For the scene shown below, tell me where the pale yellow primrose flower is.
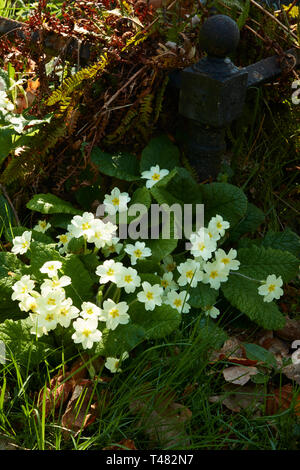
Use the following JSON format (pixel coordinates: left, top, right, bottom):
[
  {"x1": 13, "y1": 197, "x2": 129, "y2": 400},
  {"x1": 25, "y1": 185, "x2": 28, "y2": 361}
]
[
  {"x1": 105, "y1": 352, "x2": 129, "y2": 373},
  {"x1": 258, "y1": 274, "x2": 284, "y2": 303},
  {"x1": 99, "y1": 299, "x2": 130, "y2": 331},
  {"x1": 11, "y1": 231, "x2": 32, "y2": 255},
  {"x1": 33, "y1": 220, "x2": 51, "y2": 233},
  {"x1": 72, "y1": 317, "x2": 102, "y2": 349},
  {"x1": 137, "y1": 281, "x2": 163, "y2": 311},
  {"x1": 141, "y1": 165, "x2": 169, "y2": 189}
]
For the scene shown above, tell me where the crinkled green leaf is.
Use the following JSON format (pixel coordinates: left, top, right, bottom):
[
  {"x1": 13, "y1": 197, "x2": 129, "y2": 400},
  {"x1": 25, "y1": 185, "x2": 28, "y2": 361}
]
[
  {"x1": 29, "y1": 242, "x2": 94, "y2": 308},
  {"x1": 262, "y1": 229, "x2": 300, "y2": 259},
  {"x1": 98, "y1": 324, "x2": 146, "y2": 356},
  {"x1": 0, "y1": 318, "x2": 53, "y2": 368},
  {"x1": 26, "y1": 193, "x2": 80, "y2": 215},
  {"x1": 129, "y1": 303, "x2": 181, "y2": 339},
  {"x1": 222, "y1": 272, "x2": 285, "y2": 329},
  {"x1": 144, "y1": 238, "x2": 177, "y2": 264},
  {"x1": 5, "y1": 226, "x2": 53, "y2": 245},
  {"x1": 140, "y1": 135, "x2": 180, "y2": 172},
  {"x1": 200, "y1": 182, "x2": 248, "y2": 227},
  {"x1": 233, "y1": 245, "x2": 299, "y2": 283},
  {"x1": 189, "y1": 283, "x2": 218, "y2": 308},
  {"x1": 91, "y1": 148, "x2": 140, "y2": 181},
  {"x1": 230, "y1": 203, "x2": 265, "y2": 242}
]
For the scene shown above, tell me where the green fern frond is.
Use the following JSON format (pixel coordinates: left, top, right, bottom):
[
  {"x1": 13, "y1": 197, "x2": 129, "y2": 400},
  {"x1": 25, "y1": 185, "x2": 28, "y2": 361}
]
[{"x1": 1, "y1": 120, "x2": 67, "y2": 185}]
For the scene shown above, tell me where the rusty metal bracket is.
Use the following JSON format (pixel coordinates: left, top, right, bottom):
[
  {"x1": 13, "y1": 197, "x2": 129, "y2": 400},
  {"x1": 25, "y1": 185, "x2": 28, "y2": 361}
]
[{"x1": 246, "y1": 47, "x2": 300, "y2": 87}]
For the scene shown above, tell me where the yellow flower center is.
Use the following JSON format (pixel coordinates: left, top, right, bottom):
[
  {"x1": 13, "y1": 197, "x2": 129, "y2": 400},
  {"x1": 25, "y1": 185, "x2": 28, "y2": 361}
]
[
  {"x1": 146, "y1": 292, "x2": 154, "y2": 300},
  {"x1": 186, "y1": 270, "x2": 194, "y2": 279},
  {"x1": 161, "y1": 280, "x2": 168, "y2": 288},
  {"x1": 110, "y1": 308, "x2": 119, "y2": 318},
  {"x1": 52, "y1": 280, "x2": 60, "y2": 287},
  {"x1": 82, "y1": 222, "x2": 91, "y2": 230},
  {"x1": 268, "y1": 284, "x2": 275, "y2": 292},
  {"x1": 40, "y1": 221, "x2": 46, "y2": 228},
  {"x1": 60, "y1": 308, "x2": 68, "y2": 316},
  {"x1": 22, "y1": 241, "x2": 29, "y2": 249},
  {"x1": 59, "y1": 235, "x2": 68, "y2": 244},
  {"x1": 45, "y1": 313, "x2": 54, "y2": 322},
  {"x1": 112, "y1": 197, "x2": 119, "y2": 206},
  {"x1": 197, "y1": 243, "x2": 205, "y2": 251},
  {"x1": 216, "y1": 222, "x2": 223, "y2": 229},
  {"x1": 174, "y1": 299, "x2": 182, "y2": 308},
  {"x1": 221, "y1": 258, "x2": 229, "y2": 265},
  {"x1": 210, "y1": 271, "x2": 218, "y2": 279},
  {"x1": 152, "y1": 173, "x2": 160, "y2": 181},
  {"x1": 166, "y1": 263, "x2": 175, "y2": 272},
  {"x1": 124, "y1": 275, "x2": 132, "y2": 284},
  {"x1": 21, "y1": 286, "x2": 28, "y2": 293},
  {"x1": 82, "y1": 329, "x2": 91, "y2": 337},
  {"x1": 47, "y1": 298, "x2": 56, "y2": 305},
  {"x1": 86, "y1": 308, "x2": 94, "y2": 315},
  {"x1": 107, "y1": 268, "x2": 114, "y2": 276},
  {"x1": 134, "y1": 249, "x2": 142, "y2": 258}
]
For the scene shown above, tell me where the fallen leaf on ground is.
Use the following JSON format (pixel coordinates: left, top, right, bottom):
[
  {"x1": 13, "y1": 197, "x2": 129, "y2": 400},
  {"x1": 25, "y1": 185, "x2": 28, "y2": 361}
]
[
  {"x1": 130, "y1": 390, "x2": 192, "y2": 448},
  {"x1": 223, "y1": 365, "x2": 258, "y2": 386},
  {"x1": 61, "y1": 379, "x2": 98, "y2": 437},
  {"x1": 210, "y1": 337, "x2": 258, "y2": 366},
  {"x1": 266, "y1": 384, "x2": 300, "y2": 416},
  {"x1": 209, "y1": 384, "x2": 265, "y2": 413},
  {"x1": 275, "y1": 316, "x2": 300, "y2": 342},
  {"x1": 103, "y1": 439, "x2": 137, "y2": 450}
]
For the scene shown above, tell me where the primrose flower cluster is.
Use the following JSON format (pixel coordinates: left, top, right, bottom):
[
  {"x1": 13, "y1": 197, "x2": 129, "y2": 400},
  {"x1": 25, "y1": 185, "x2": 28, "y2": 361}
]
[{"x1": 9, "y1": 176, "x2": 286, "y2": 371}]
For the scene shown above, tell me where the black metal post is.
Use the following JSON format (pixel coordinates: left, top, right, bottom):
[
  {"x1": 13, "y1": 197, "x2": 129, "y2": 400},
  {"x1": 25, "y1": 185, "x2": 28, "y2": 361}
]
[{"x1": 178, "y1": 15, "x2": 248, "y2": 181}]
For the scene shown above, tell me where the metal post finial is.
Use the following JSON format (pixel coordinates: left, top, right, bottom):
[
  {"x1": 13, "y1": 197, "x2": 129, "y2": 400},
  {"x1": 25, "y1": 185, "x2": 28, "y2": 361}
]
[{"x1": 199, "y1": 14, "x2": 240, "y2": 58}]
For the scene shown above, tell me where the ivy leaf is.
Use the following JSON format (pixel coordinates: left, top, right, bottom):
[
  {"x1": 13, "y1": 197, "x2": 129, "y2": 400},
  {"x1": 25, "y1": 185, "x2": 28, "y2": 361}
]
[
  {"x1": 129, "y1": 303, "x2": 181, "y2": 339},
  {"x1": 200, "y1": 183, "x2": 247, "y2": 227},
  {"x1": 91, "y1": 148, "x2": 140, "y2": 181},
  {"x1": 140, "y1": 135, "x2": 180, "y2": 172},
  {"x1": 189, "y1": 283, "x2": 218, "y2": 308},
  {"x1": 262, "y1": 229, "x2": 300, "y2": 259},
  {"x1": 26, "y1": 193, "x2": 80, "y2": 215},
  {"x1": 0, "y1": 318, "x2": 53, "y2": 368}
]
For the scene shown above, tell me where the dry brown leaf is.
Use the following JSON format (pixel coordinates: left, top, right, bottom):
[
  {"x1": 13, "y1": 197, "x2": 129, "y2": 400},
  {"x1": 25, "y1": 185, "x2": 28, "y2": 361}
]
[
  {"x1": 209, "y1": 384, "x2": 265, "y2": 413},
  {"x1": 130, "y1": 391, "x2": 192, "y2": 448},
  {"x1": 103, "y1": 439, "x2": 137, "y2": 450},
  {"x1": 209, "y1": 337, "x2": 246, "y2": 362},
  {"x1": 61, "y1": 379, "x2": 97, "y2": 437},
  {"x1": 275, "y1": 316, "x2": 300, "y2": 342},
  {"x1": 281, "y1": 363, "x2": 300, "y2": 385},
  {"x1": 223, "y1": 365, "x2": 258, "y2": 386},
  {"x1": 266, "y1": 384, "x2": 300, "y2": 416}
]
